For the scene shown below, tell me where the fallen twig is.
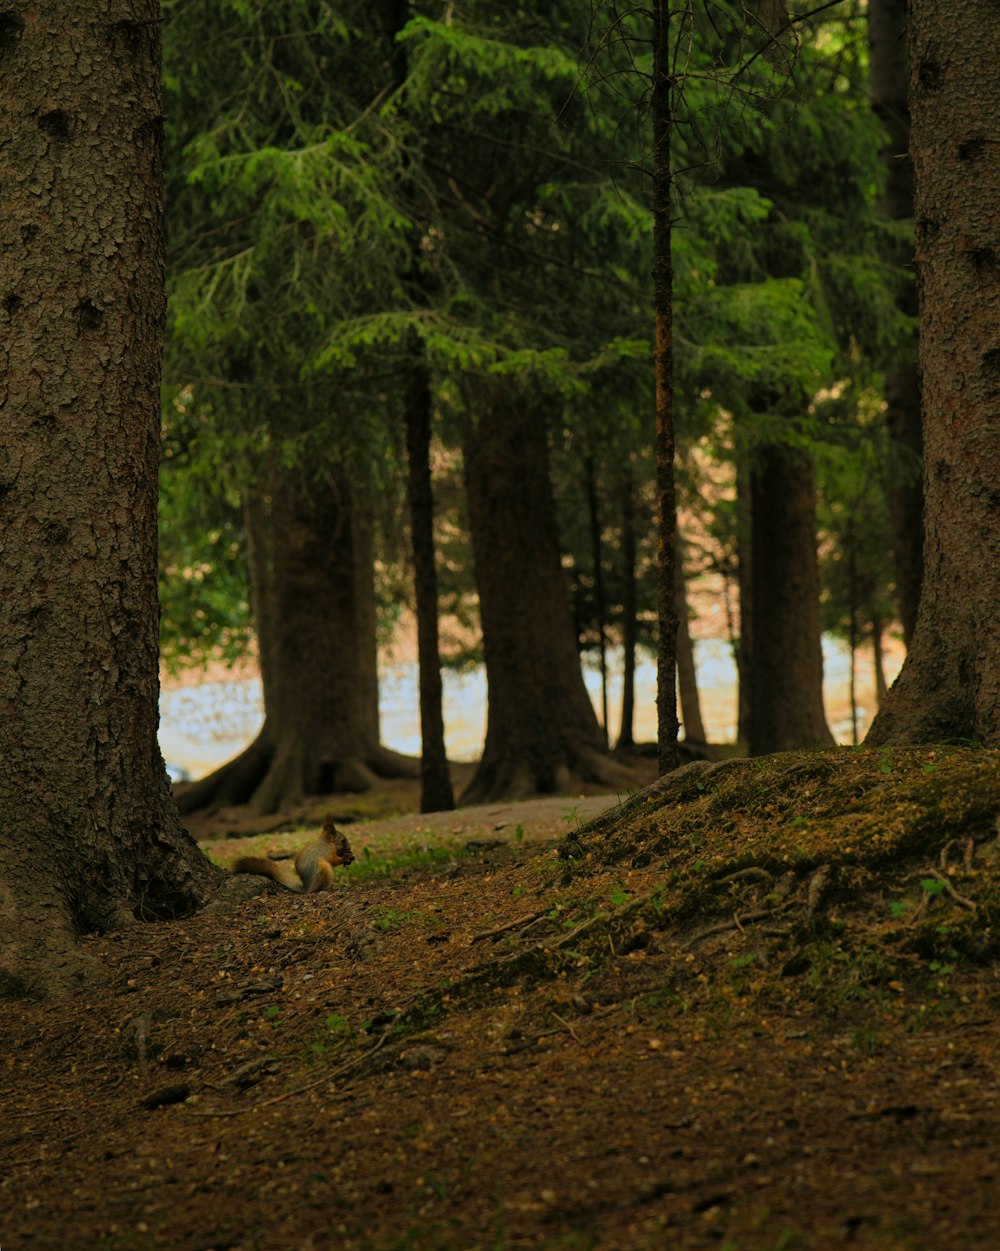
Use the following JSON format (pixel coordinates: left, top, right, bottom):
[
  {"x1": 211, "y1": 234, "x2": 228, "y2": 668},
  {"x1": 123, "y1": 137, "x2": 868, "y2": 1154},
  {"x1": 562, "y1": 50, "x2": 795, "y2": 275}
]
[{"x1": 471, "y1": 908, "x2": 549, "y2": 943}]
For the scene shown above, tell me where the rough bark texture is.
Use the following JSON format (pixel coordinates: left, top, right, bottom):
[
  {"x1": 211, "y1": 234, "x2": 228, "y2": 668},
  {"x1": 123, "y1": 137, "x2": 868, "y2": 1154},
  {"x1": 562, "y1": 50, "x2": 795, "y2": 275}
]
[
  {"x1": 868, "y1": 0, "x2": 923, "y2": 645},
  {"x1": 177, "y1": 465, "x2": 415, "y2": 817},
  {"x1": 405, "y1": 365, "x2": 455, "y2": 814},
  {"x1": 460, "y1": 396, "x2": 629, "y2": 803},
  {"x1": 0, "y1": 2, "x2": 219, "y2": 998},
  {"x1": 747, "y1": 446, "x2": 835, "y2": 755},
  {"x1": 652, "y1": 0, "x2": 680, "y2": 776},
  {"x1": 867, "y1": 0, "x2": 1000, "y2": 746}
]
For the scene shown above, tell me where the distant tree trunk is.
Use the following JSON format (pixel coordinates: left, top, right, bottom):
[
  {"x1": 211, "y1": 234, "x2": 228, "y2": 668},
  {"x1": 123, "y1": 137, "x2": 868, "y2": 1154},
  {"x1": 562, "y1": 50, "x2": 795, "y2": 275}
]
[
  {"x1": 405, "y1": 364, "x2": 455, "y2": 813},
  {"x1": 735, "y1": 453, "x2": 754, "y2": 747},
  {"x1": 460, "y1": 394, "x2": 632, "y2": 802},
  {"x1": 867, "y1": 0, "x2": 1000, "y2": 747},
  {"x1": 747, "y1": 444, "x2": 835, "y2": 754},
  {"x1": 652, "y1": 0, "x2": 679, "y2": 776},
  {"x1": 675, "y1": 542, "x2": 707, "y2": 744},
  {"x1": 384, "y1": 0, "x2": 453, "y2": 812},
  {"x1": 0, "y1": 2, "x2": 218, "y2": 998},
  {"x1": 871, "y1": 612, "x2": 889, "y2": 707},
  {"x1": 617, "y1": 471, "x2": 638, "y2": 750},
  {"x1": 585, "y1": 453, "x2": 610, "y2": 744},
  {"x1": 177, "y1": 464, "x2": 416, "y2": 816},
  {"x1": 869, "y1": 0, "x2": 922, "y2": 645}
]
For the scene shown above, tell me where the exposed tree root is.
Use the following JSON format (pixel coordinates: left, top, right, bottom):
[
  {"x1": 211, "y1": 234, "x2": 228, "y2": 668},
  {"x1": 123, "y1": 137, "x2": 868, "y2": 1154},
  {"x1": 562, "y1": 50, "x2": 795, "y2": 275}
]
[
  {"x1": 175, "y1": 724, "x2": 418, "y2": 817},
  {"x1": 460, "y1": 742, "x2": 638, "y2": 806}
]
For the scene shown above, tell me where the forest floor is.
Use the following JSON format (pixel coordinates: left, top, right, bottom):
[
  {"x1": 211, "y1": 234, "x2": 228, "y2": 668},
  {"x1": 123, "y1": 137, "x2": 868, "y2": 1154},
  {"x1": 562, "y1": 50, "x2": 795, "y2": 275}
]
[{"x1": 3, "y1": 747, "x2": 1000, "y2": 1251}]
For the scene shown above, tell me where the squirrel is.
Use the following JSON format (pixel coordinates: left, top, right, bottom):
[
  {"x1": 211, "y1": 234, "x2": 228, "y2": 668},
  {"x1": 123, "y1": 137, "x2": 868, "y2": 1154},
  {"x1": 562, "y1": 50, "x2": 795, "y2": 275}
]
[{"x1": 232, "y1": 816, "x2": 355, "y2": 893}]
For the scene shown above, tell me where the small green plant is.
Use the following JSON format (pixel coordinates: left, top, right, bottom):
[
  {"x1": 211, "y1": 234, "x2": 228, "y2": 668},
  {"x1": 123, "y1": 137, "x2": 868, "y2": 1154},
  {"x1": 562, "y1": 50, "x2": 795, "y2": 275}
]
[
  {"x1": 609, "y1": 887, "x2": 630, "y2": 907},
  {"x1": 262, "y1": 1005, "x2": 282, "y2": 1028},
  {"x1": 306, "y1": 1012, "x2": 352, "y2": 1059},
  {"x1": 371, "y1": 908, "x2": 421, "y2": 932},
  {"x1": 514, "y1": 823, "x2": 525, "y2": 844},
  {"x1": 561, "y1": 804, "x2": 582, "y2": 830}
]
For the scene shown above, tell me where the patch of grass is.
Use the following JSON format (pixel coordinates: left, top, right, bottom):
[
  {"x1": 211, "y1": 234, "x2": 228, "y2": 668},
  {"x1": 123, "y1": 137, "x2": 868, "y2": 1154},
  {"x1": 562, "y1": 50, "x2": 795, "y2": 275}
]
[{"x1": 346, "y1": 845, "x2": 461, "y2": 880}]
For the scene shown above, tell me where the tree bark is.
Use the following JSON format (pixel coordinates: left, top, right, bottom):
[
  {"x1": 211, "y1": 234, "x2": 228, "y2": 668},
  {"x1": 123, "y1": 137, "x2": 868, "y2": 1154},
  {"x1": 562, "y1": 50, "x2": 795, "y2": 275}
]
[
  {"x1": 675, "y1": 540, "x2": 708, "y2": 745},
  {"x1": 617, "y1": 471, "x2": 638, "y2": 750},
  {"x1": 177, "y1": 463, "x2": 416, "y2": 816},
  {"x1": 867, "y1": 0, "x2": 1000, "y2": 746},
  {"x1": 460, "y1": 393, "x2": 631, "y2": 803},
  {"x1": 868, "y1": 0, "x2": 923, "y2": 645},
  {"x1": 652, "y1": 0, "x2": 680, "y2": 776},
  {"x1": 405, "y1": 365, "x2": 455, "y2": 813},
  {"x1": 584, "y1": 453, "x2": 610, "y2": 744},
  {"x1": 0, "y1": 2, "x2": 219, "y2": 998},
  {"x1": 735, "y1": 453, "x2": 754, "y2": 748},
  {"x1": 746, "y1": 445, "x2": 835, "y2": 754}
]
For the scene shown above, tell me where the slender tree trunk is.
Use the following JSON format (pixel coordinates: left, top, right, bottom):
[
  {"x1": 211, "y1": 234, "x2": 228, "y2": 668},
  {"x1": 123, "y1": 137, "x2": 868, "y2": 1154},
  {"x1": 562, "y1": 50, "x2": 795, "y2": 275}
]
[
  {"x1": 872, "y1": 612, "x2": 889, "y2": 707},
  {"x1": 178, "y1": 464, "x2": 415, "y2": 816},
  {"x1": 652, "y1": 0, "x2": 679, "y2": 775},
  {"x1": 675, "y1": 541, "x2": 708, "y2": 744},
  {"x1": 867, "y1": 0, "x2": 1000, "y2": 746},
  {"x1": 747, "y1": 444, "x2": 835, "y2": 754},
  {"x1": 735, "y1": 451, "x2": 754, "y2": 747},
  {"x1": 460, "y1": 393, "x2": 632, "y2": 802},
  {"x1": 405, "y1": 364, "x2": 455, "y2": 813},
  {"x1": 384, "y1": 0, "x2": 453, "y2": 812},
  {"x1": 617, "y1": 471, "x2": 638, "y2": 750},
  {"x1": 0, "y1": 2, "x2": 218, "y2": 998},
  {"x1": 868, "y1": 0, "x2": 923, "y2": 646},
  {"x1": 585, "y1": 454, "x2": 609, "y2": 744}
]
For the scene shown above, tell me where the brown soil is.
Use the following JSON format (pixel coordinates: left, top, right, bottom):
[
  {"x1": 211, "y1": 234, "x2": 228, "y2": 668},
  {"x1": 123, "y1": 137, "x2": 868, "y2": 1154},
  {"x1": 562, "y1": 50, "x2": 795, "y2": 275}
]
[{"x1": 3, "y1": 749, "x2": 1000, "y2": 1251}]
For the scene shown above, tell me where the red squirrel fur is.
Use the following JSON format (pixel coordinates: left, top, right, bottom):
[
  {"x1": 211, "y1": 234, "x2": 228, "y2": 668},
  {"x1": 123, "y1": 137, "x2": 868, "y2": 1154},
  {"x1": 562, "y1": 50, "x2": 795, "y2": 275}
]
[{"x1": 232, "y1": 816, "x2": 354, "y2": 892}]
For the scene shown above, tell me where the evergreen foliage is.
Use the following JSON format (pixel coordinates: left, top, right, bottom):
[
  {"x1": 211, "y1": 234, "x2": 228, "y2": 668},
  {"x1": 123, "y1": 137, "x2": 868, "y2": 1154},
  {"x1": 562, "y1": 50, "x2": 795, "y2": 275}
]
[{"x1": 159, "y1": 0, "x2": 913, "y2": 744}]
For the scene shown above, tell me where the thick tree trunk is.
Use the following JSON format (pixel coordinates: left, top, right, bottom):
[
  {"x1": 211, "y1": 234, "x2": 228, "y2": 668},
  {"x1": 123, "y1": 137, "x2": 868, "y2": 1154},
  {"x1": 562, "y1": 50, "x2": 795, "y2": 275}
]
[
  {"x1": 178, "y1": 465, "x2": 415, "y2": 816},
  {"x1": 867, "y1": 1, "x2": 1000, "y2": 746},
  {"x1": 652, "y1": 0, "x2": 680, "y2": 776},
  {"x1": 0, "y1": 3, "x2": 218, "y2": 998},
  {"x1": 460, "y1": 394, "x2": 632, "y2": 803},
  {"x1": 747, "y1": 445, "x2": 835, "y2": 754},
  {"x1": 868, "y1": 0, "x2": 923, "y2": 645},
  {"x1": 405, "y1": 364, "x2": 455, "y2": 813}
]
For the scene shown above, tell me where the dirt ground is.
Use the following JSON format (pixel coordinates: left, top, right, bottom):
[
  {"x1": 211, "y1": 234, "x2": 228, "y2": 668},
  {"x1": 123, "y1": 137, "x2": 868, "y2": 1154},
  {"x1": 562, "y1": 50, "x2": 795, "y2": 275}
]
[{"x1": 2, "y1": 752, "x2": 999, "y2": 1251}]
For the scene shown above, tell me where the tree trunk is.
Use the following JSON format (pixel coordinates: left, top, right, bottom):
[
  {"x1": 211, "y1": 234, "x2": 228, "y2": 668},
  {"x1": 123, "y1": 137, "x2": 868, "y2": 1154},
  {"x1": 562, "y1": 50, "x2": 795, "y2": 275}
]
[
  {"x1": 405, "y1": 364, "x2": 455, "y2": 813},
  {"x1": 872, "y1": 612, "x2": 889, "y2": 707},
  {"x1": 867, "y1": 0, "x2": 1000, "y2": 746},
  {"x1": 585, "y1": 453, "x2": 610, "y2": 745},
  {"x1": 0, "y1": 2, "x2": 218, "y2": 998},
  {"x1": 652, "y1": 0, "x2": 680, "y2": 776},
  {"x1": 617, "y1": 471, "x2": 638, "y2": 750},
  {"x1": 178, "y1": 464, "x2": 416, "y2": 816},
  {"x1": 675, "y1": 540, "x2": 708, "y2": 745},
  {"x1": 735, "y1": 451, "x2": 754, "y2": 747},
  {"x1": 460, "y1": 394, "x2": 631, "y2": 802},
  {"x1": 868, "y1": 0, "x2": 923, "y2": 645},
  {"x1": 384, "y1": 0, "x2": 453, "y2": 812},
  {"x1": 747, "y1": 445, "x2": 835, "y2": 754}
]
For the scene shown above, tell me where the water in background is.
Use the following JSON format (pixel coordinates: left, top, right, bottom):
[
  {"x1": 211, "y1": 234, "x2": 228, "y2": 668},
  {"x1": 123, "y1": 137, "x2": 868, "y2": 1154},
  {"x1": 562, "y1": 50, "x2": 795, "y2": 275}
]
[{"x1": 159, "y1": 637, "x2": 901, "y2": 781}]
